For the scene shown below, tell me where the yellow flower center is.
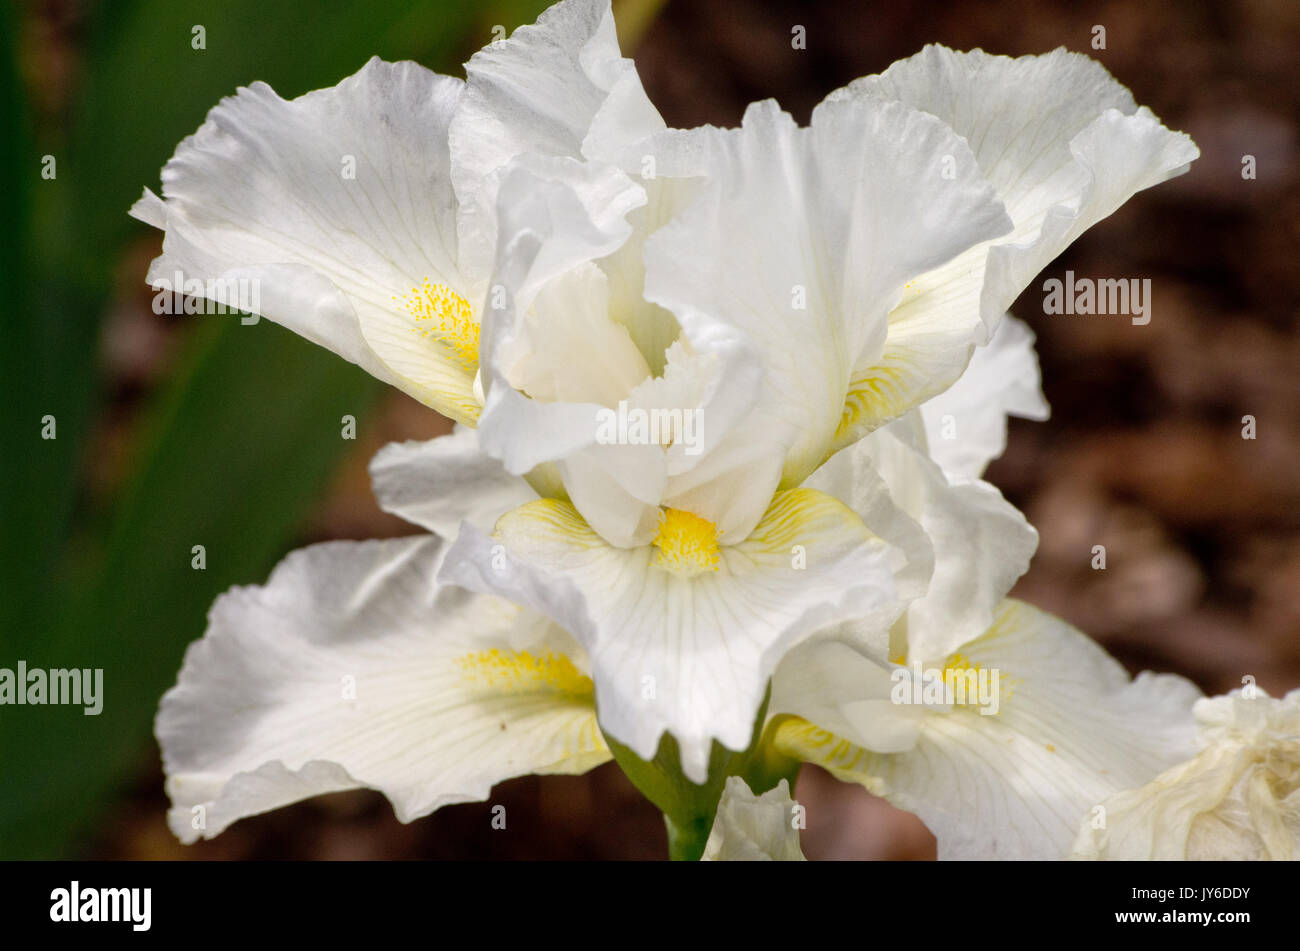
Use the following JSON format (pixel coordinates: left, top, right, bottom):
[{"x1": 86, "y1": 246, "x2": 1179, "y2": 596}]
[
  {"x1": 652, "y1": 507, "x2": 721, "y2": 577},
  {"x1": 396, "y1": 279, "x2": 479, "y2": 371}
]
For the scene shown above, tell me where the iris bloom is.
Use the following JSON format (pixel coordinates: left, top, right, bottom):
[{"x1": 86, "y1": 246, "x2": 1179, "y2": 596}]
[
  {"x1": 142, "y1": 0, "x2": 1202, "y2": 857},
  {"x1": 1071, "y1": 688, "x2": 1300, "y2": 861}
]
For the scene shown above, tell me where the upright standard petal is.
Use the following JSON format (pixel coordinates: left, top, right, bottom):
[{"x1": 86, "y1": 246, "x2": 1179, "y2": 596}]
[
  {"x1": 701, "y1": 778, "x2": 806, "y2": 861},
  {"x1": 475, "y1": 154, "x2": 647, "y2": 470},
  {"x1": 133, "y1": 58, "x2": 489, "y2": 424},
  {"x1": 441, "y1": 489, "x2": 905, "y2": 783},
  {"x1": 157, "y1": 536, "x2": 606, "y2": 843},
  {"x1": 830, "y1": 46, "x2": 1199, "y2": 341},
  {"x1": 450, "y1": 0, "x2": 665, "y2": 278},
  {"x1": 643, "y1": 98, "x2": 1013, "y2": 489},
  {"x1": 1071, "y1": 689, "x2": 1300, "y2": 860},
  {"x1": 772, "y1": 600, "x2": 1202, "y2": 859},
  {"x1": 476, "y1": 154, "x2": 770, "y2": 547}
]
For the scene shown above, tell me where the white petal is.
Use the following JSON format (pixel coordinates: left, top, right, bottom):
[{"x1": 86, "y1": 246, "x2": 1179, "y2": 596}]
[
  {"x1": 919, "y1": 313, "x2": 1050, "y2": 480},
  {"x1": 598, "y1": 178, "x2": 698, "y2": 375},
  {"x1": 489, "y1": 258, "x2": 667, "y2": 546},
  {"x1": 773, "y1": 600, "x2": 1202, "y2": 859},
  {"x1": 134, "y1": 58, "x2": 489, "y2": 423},
  {"x1": 157, "y1": 536, "x2": 606, "y2": 842},
  {"x1": 644, "y1": 98, "x2": 1012, "y2": 488},
  {"x1": 805, "y1": 427, "x2": 933, "y2": 604},
  {"x1": 831, "y1": 46, "x2": 1198, "y2": 341},
  {"x1": 773, "y1": 639, "x2": 928, "y2": 756},
  {"x1": 986, "y1": 104, "x2": 1199, "y2": 325},
  {"x1": 476, "y1": 153, "x2": 772, "y2": 545},
  {"x1": 658, "y1": 415, "x2": 787, "y2": 544},
  {"x1": 441, "y1": 489, "x2": 905, "y2": 783},
  {"x1": 701, "y1": 778, "x2": 806, "y2": 861},
  {"x1": 554, "y1": 444, "x2": 665, "y2": 547},
  {"x1": 500, "y1": 261, "x2": 651, "y2": 406},
  {"x1": 369, "y1": 426, "x2": 537, "y2": 538},
  {"x1": 811, "y1": 421, "x2": 1036, "y2": 663},
  {"x1": 1071, "y1": 688, "x2": 1300, "y2": 860},
  {"x1": 450, "y1": 0, "x2": 664, "y2": 278},
  {"x1": 476, "y1": 154, "x2": 645, "y2": 474}
]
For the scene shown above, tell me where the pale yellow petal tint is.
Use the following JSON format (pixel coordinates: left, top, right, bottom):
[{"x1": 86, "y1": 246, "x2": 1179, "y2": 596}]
[
  {"x1": 495, "y1": 488, "x2": 872, "y2": 574},
  {"x1": 380, "y1": 277, "x2": 482, "y2": 426},
  {"x1": 456, "y1": 648, "x2": 595, "y2": 702},
  {"x1": 454, "y1": 647, "x2": 605, "y2": 768},
  {"x1": 772, "y1": 603, "x2": 1036, "y2": 782},
  {"x1": 771, "y1": 717, "x2": 881, "y2": 787}
]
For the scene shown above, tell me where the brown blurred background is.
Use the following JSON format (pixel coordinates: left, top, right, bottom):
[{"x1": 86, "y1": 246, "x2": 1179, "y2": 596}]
[{"x1": 28, "y1": 0, "x2": 1298, "y2": 859}]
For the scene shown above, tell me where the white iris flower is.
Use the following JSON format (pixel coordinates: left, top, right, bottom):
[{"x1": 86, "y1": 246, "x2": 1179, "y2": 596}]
[
  {"x1": 1071, "y1": 688, "x2": 1300, "y2": 861},
  {"x1": 141, "y1": 0, "x2": 1207, "y2": 859}
]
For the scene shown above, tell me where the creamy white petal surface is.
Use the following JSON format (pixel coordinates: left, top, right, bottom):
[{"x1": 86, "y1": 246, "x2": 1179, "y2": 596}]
[
  {"x1": 452, "y1": 1, "x2": 737, "y2": 532},
  {"x1": 157, "y1": 536, "x2": 606, "y2": 843},
  {"x1": 644, "y1": 97, "x2": 1013, "y2": 489},
  {"x1": 450, "y1": 0, "x2": 664, "y2": 278},
  {"x1": 701, "y1": 778, "x2": 806, "y2": 861},
  {"x1": 808, "y1": 417, "x2": 1036, "y2": 664},
  {"x1": 1071, "y1": 688, "x2": 1300, "y2": 860},
  {"x1": 773, "y1": 600, "x2": 1202, "y2": 859},
  {"x1": 132, "y1": 58, "x2": 493, "y2": 424},
  {"x1": 476, "y1": 154, "x2": 769, "y2": 547},
  {"x1": 503, "y1": 262, "x2": 652, "y2": 407},
  {"x1": 442, "y1": 489, "x2": 905, "y2": 782},
  {"x1": 476, "y1": 154, "x2": 647, "y2": 468},
  {"x1": 919, "y1": 314, "x2": 1050, "y2": 481},
  {"x1": 369, "y1": 426, "x2": 537, "y2": 539},
  {"x1": 831, "y1": 46, "x2": 1199, "y2": 343},
  {"x1": 600, "y1": 180, "x2": 700, "y2": 376}
]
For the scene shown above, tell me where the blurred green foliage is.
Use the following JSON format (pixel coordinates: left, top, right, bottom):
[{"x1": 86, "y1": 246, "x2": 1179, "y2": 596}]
[{"x1": 0, "y1": 0, "x2": 557, "y2": 860}]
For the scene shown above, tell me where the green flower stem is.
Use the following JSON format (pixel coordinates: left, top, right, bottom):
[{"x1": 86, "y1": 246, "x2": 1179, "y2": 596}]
[
  {"x1": 664, "y1": 814, "x2": 714, "y2": 862},
  {"x1": 745, "y1": 715, "x2": 804, "y2": 796},
  {"x1": 603, "y1": 685, "x2": 804, "y2": 860}
]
